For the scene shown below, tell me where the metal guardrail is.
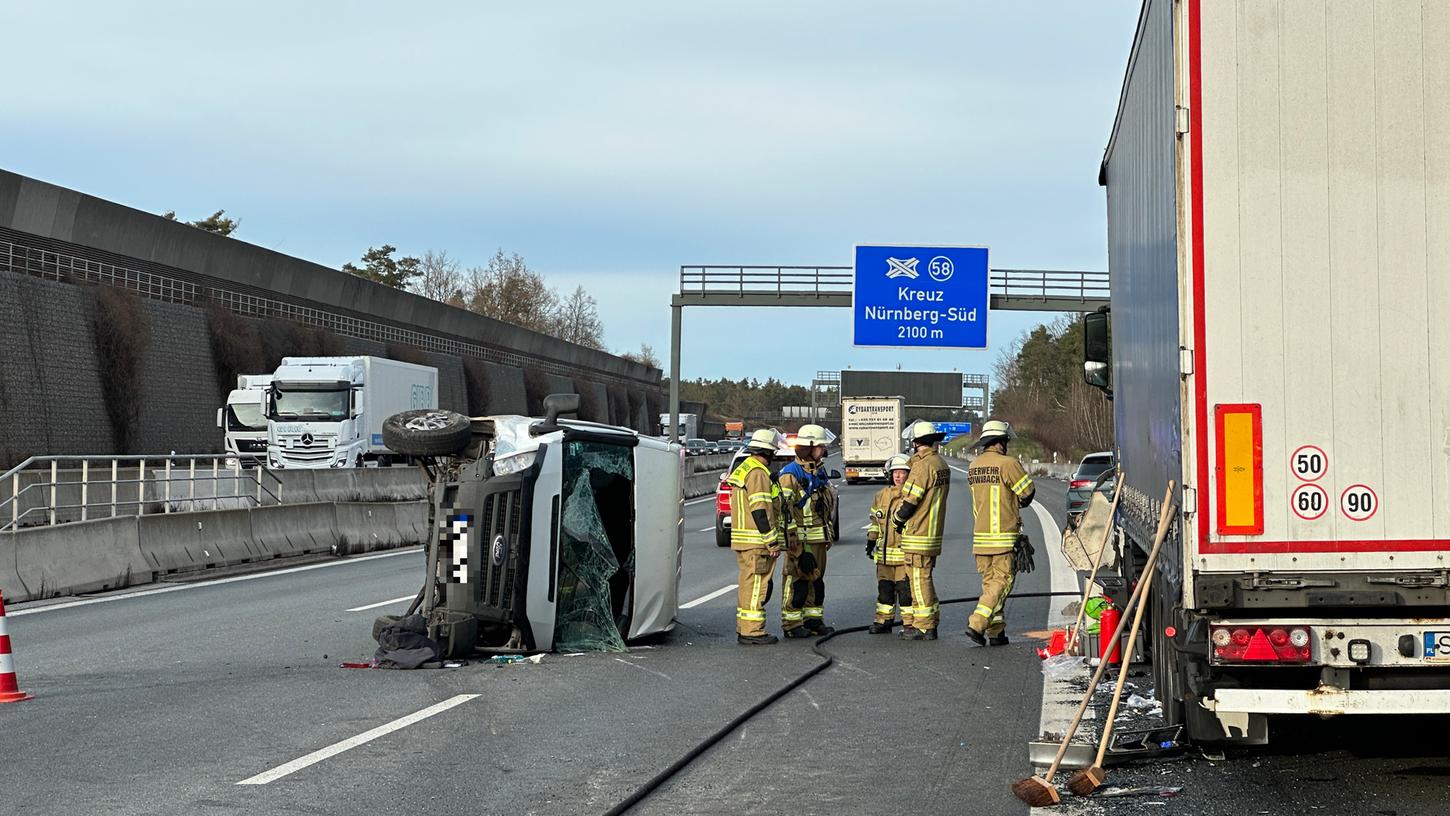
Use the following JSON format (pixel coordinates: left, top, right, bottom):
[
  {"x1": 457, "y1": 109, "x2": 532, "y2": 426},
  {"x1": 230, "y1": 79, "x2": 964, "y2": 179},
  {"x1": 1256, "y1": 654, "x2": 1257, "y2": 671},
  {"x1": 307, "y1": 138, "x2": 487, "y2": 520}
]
[
  {"x1": 679, "y1": 265, "x2": 853, "y2": 299},
  {"x1": 989, "y1": 268, "x2": 1110, "y2": 304},
  {"x1": 677, "y1": 265, "x2": 1108, "y2": 306},
  {"x1": 0, "y1": 454, "x2": 282, "y2": 532}
]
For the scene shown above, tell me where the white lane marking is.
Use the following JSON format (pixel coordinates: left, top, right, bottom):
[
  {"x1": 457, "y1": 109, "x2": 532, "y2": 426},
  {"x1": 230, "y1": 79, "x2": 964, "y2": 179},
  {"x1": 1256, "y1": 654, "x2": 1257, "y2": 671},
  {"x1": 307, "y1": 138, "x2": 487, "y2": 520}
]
[
  {"x1": 613, "y1": 657, "x2": 671, "y2": 681},
  {"x1": 683, "y1": 495, "x2": 715, "y2": 506},
  {"x1": 1028, "y1": 491, "x2": 1088, "y2": 798},
  {"x1": 10, "y1": 548, "x2": 423, "y2": 618},
  {"x1": 346, "y1": 594, "x2": 416, "y2": 613},
  {"x1": 697, "y1": 527, "x2": 716, "y2": 533},
  {"x1": 1028, "y1": 501, "x2": 1074, "y2": 626},
  {"x1": 236, "y1": 694, "x2": 479, "y2": 785},
  {"x1": 679, "y1": 584, "x2": 737, "y2": 609}
]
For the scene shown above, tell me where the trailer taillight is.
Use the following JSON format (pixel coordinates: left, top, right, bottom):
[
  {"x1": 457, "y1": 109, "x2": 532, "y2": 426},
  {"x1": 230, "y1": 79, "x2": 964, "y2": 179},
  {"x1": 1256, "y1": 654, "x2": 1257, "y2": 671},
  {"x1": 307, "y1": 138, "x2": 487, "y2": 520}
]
[{"x1": 1211, "y1": 625, "x2": 1311, "y2": 664}]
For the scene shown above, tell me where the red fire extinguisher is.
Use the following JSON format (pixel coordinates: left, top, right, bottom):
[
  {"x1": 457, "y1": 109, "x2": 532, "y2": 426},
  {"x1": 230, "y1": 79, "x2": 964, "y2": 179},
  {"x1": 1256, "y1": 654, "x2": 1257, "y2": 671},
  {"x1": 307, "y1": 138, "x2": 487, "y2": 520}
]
[{"x1": 1100, "y1": 604, "x2": 1122, "y2": 665}]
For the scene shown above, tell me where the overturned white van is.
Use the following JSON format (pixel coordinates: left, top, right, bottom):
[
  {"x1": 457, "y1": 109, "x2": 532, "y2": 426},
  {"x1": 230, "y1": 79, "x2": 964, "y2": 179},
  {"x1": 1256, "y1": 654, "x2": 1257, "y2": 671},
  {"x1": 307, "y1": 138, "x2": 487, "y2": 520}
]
[{"x1": 385, "y1": 396, "x2": 683, "y2": 655}]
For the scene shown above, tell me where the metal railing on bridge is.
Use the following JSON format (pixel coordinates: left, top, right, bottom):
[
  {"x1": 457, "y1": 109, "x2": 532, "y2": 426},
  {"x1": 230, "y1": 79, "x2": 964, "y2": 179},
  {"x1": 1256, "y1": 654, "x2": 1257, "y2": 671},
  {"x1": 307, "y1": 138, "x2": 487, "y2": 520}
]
[
  {"x1": 674, "y1": 265, "x2": 1108, "y2": 311},
  {"x1": 0, "y1": 454, "x2": 283, "y2": 532}
]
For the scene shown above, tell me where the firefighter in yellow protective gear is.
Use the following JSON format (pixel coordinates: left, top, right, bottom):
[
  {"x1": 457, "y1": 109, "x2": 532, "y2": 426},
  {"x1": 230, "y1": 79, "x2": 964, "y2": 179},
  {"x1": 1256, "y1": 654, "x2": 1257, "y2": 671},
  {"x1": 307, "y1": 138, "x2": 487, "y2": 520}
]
[
  {"x1": 778, "y1": 424, "x2": 836, "y2": 638},
  {"x1": 891, "y1": 421, "x2": 952, "y2": 640},
  {"x1": 728, "y1": 428, "x2": 791, "y2": 645},
  {"x1": 965, "y1": 419, "x2": 1035, "y2": 646},
  {"x1": 865, "y1": 454, "x2": 914, "y2": 634}
]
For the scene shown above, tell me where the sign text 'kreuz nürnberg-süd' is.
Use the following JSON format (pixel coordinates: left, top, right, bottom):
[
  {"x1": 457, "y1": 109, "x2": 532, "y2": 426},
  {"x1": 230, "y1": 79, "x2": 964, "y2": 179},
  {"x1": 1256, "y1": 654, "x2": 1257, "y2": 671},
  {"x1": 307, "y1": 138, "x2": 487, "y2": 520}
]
[{"x1": 852, "y1": 245, "x2": 989, "y2": 348}]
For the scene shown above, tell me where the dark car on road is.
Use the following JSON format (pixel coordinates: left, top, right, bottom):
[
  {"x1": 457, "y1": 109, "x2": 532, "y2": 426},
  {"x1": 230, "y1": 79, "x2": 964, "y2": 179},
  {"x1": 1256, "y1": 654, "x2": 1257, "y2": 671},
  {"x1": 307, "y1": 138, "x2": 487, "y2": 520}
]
[{"x1": 1067, "y1": 451, "x2": 1116, "y2": 517}]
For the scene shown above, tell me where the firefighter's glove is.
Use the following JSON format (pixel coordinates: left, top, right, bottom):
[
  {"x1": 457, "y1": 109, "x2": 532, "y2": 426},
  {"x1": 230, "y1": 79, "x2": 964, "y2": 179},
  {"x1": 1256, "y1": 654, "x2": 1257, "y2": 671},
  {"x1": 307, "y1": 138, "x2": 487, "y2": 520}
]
[
  {"x1": 865, "y1": 539, "x2": 877, "y2": 559},
  {"x1": 892, "y1": 517, "x2": 906, "y2": 535},
  {"x1": 1012, "y1": 534, "x2": 1036, "y2": 574}
]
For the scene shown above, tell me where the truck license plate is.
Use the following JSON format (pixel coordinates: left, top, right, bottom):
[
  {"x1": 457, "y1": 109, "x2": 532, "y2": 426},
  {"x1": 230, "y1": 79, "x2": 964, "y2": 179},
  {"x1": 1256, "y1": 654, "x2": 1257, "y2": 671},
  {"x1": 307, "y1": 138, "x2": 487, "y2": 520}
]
[{"x1": 1423, "y1": 632, "x2": 1450, "y2": 662}]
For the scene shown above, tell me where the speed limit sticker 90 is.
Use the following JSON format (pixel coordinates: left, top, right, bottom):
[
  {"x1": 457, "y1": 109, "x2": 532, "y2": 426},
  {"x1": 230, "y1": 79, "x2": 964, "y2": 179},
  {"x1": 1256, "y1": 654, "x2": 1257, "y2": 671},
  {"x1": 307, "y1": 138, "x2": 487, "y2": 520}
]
[
  {"x1": 1290, "y1": 445, "x2": 1328, "y2": 482},
  {"x1": 1290, "y1": 483, "x2": 1328, "y2": 521},
  {"x1": 1340, "y1": 484, "x2": 1379, "y2": 522}
]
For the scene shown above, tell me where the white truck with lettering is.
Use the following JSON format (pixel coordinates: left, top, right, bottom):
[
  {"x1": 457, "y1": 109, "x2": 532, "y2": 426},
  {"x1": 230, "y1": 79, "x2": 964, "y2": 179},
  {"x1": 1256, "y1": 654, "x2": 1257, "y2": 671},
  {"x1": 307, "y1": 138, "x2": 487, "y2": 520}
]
[
  {"x1": 839, "y1": 396, "x2": 904, "y2": 484},
  {"x1": 266, "y1": 356, "x2": 438, "y2": 469},
  {"x1": 659, "y1": 412, "x2": 698, "y2": 441},
  {"x1": 1091, "y1": 0, "x2": 1450, "y2": 744},
  {"x1": 217, "y1": 374, "x2": 273, "y2": 461}
]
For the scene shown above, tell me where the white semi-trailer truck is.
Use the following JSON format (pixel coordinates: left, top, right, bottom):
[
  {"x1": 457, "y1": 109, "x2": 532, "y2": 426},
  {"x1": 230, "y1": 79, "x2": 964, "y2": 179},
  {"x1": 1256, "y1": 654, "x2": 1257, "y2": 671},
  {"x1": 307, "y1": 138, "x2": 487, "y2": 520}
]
[
  {"x1": 1093, "y1": 0, "x2": 1450, "y2": 744},
  {"x1": 266, "y1": 356, "x2": 438, "y2": 468},
  {"x1": 217, "y1": 374, "x2": 273, "y2": 460},
  {"x1": 840, "y1": 396, "x2": 904, "y2": 484}
]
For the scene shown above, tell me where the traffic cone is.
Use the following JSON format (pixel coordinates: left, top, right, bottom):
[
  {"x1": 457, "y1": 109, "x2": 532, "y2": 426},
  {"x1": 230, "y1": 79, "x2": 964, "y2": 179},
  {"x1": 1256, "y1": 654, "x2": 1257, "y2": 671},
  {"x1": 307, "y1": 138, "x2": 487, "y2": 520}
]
[{"x1": 0, "y1": 591, "x2": 33, "y2": 703}]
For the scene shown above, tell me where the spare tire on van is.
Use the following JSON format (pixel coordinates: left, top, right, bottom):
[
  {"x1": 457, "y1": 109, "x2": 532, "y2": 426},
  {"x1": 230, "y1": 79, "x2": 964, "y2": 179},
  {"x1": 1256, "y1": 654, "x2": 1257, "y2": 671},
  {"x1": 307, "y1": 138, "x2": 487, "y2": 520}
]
[{"x1": 383, "y1": 409, "x2": 472, "y2": 457}]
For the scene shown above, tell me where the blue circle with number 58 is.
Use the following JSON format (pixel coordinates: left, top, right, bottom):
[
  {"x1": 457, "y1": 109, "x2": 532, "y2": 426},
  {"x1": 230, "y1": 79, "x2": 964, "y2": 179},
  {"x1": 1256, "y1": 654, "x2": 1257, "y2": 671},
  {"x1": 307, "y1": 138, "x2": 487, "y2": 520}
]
[{"x1": 928, "y1": 256, "x2": 954, "y2": 282}]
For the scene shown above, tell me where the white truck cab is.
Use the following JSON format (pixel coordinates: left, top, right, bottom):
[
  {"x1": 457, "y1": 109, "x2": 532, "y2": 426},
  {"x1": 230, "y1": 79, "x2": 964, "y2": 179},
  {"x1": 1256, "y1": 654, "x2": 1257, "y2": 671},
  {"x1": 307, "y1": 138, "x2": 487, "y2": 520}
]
[
  {"x1": 266, "y1": 356, "x2": 438, "y2": 469},
  {"x1": 217, "y1": 374, "x2": 273, "y2": 461}
]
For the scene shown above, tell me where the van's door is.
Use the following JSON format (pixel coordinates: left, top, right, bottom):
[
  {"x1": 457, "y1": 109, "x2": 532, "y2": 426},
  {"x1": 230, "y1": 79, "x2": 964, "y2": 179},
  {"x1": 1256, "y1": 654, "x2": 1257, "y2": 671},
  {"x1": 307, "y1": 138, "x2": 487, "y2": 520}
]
[
  {"x1": 522, "y1": 443, "x2": 563, "y2": 650},
  {"x1": 629, "y1": 439, "x2": 683, "y2": 637}
]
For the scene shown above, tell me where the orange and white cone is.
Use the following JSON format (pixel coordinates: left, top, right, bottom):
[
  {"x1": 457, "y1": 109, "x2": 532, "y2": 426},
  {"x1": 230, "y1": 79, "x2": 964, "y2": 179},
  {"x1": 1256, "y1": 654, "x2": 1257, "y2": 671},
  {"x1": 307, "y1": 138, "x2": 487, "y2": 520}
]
[{"x1": 0, "y1": 591, "x2": 32, "y2": 703}]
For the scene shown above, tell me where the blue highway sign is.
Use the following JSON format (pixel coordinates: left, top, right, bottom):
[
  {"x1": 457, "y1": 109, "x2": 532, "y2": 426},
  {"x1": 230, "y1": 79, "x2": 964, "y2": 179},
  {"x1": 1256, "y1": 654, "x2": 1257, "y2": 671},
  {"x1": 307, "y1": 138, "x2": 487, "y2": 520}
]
[{"x1": 853, "y1": 245, "x2": 989, "y2": 348}]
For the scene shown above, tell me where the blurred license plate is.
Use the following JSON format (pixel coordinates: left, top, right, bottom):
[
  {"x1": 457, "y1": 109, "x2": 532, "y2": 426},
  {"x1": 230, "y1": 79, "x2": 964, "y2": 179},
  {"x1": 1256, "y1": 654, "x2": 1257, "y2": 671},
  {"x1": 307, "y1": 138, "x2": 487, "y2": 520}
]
[{"x1": 1423, "y1": 632, "x2": 1450, "y2": 661}]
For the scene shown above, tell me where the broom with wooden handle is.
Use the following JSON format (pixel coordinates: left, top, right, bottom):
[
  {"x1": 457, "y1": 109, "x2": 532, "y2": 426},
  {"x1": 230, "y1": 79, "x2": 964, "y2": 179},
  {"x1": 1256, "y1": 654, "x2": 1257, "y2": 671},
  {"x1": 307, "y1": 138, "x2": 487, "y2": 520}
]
[
  {"x1": 1067, "y1": 517, "x2": 1164, "y2": 796},
  {"x1": 1010, "y1": 482, "x2": 1176, "y2": 808},
  {"x1": 1066, "y1": 479, "x2": 1123, "y2": 654}
]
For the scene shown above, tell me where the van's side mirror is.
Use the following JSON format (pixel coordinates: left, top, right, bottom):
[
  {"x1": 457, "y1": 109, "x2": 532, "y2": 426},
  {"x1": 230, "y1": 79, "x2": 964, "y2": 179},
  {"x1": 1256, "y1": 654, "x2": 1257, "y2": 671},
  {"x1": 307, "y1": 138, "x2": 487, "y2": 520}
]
[
  {"x1": 829, "y1": 470, "x2": 842, "y2": 480},
  {"x1": 216, "y1": 408, "x2": 224, "y2": 429},
  {"x1": 1084, "y1": 361, "x2": 1111, "y2": 390},
  {"x1": 532, "y1": 393, "x2": 581, "y2": 436}
]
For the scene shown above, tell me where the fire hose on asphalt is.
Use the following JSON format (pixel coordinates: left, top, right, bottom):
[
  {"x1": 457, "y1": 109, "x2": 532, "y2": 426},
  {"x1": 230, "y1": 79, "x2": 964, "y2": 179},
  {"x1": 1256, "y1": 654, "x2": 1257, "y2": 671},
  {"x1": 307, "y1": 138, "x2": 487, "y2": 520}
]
[{"x1": 601, "y1": 589, "x2": 1085, "y2": 815}]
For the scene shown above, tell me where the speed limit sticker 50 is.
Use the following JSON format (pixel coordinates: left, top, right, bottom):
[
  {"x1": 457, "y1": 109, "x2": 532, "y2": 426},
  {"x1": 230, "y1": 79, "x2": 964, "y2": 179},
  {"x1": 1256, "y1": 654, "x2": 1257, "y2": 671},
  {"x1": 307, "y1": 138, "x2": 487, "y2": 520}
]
[
  {"x1": 1340, "y1": 484, "x2": 1379, "y2": 522},
  {"x1": 1291, "y1": 445, "x2": 1328, "y2": 482}
]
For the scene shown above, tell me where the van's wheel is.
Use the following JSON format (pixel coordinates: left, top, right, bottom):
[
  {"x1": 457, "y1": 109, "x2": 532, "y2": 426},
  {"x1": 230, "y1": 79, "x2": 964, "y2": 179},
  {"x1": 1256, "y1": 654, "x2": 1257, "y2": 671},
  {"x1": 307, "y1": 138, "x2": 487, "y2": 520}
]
[
  {"x1": 383, "y1": 410, "x2": 472, "y2": 457},
  {"x1": 715, "y1": 517, "x2": 730, "y2": 548}
]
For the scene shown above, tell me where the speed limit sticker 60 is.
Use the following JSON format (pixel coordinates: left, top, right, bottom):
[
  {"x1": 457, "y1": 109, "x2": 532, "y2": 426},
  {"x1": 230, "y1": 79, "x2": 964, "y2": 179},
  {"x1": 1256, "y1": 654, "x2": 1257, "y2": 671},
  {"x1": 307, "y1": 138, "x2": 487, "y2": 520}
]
[
  {"x1": 1291, "y1": 483, "x2": 1328, "y2": 521},
  {"x1": 1340, "y1": 484, "x2": 1379, "y2": 522}
]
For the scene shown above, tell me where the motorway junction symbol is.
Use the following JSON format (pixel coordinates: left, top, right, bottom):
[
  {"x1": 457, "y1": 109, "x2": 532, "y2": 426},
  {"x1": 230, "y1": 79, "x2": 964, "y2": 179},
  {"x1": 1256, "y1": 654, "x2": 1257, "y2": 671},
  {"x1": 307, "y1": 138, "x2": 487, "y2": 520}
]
[
  {"x1": 885, "y1": 257, "x2": 920, "y2": 279},
  {"x1": 853, "y1": 244, "x2": 989, "y2": 349}
]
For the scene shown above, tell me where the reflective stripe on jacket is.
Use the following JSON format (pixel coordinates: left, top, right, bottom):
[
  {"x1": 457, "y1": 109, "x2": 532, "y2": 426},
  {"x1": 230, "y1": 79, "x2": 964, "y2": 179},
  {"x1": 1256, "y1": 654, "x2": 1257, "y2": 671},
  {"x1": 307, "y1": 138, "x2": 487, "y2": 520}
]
[
  {"x1": 867, "y1": 485, "x2": 907, "y2": 564},
  {"x1": 899, "y1": 448, "x2": 951, "y2": 555},
  {"x1": 728, "y1": 455, "x2": 783, "y2": 550},
  {"x1": 780, "y1": 459, "x2": 832, "y2": 544},
  {"x1": 968, "y1": 449, "x2": 1035, "y2": 552}
]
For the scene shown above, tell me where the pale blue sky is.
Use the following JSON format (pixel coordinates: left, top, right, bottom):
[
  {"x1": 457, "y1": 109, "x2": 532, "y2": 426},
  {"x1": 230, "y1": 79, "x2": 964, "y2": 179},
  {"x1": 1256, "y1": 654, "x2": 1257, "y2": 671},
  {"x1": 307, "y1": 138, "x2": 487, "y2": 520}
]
[{"x1": 1, "y1": 2, "x2": 1141, "y2": 385}]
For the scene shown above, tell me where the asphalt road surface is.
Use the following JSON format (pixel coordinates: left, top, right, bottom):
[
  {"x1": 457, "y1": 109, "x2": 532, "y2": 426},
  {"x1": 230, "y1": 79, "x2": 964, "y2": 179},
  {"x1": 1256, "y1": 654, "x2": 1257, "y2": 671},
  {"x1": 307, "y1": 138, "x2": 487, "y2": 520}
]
[{"x1": 5, "y1": 458, "x2": 1441, "y2": 815}]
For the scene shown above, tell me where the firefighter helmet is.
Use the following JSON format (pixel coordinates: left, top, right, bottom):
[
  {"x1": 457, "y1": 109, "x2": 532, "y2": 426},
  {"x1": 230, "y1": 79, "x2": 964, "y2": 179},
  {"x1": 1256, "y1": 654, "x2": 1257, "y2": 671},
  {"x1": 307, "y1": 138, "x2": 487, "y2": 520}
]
[
  {"x1": 745, "y1": 428, "x2": 781, "y2": 453},
  {"x1": 907, "y1": 420, "x2": 944, "y2": 444},
  {"x1": 975, "y1": 419, "x2": 1016, "y2": 448},
  {"x1": 886, "y1": 453, "x2": 912, "y2": 473},
  {"x1": 793, "y1": 424, "x2": 830, "y2": 447}
]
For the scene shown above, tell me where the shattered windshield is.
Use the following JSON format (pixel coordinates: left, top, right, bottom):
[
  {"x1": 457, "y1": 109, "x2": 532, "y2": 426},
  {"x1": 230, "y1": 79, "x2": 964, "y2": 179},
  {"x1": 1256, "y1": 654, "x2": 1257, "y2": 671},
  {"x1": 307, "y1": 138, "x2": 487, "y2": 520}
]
[{"x1": 554, "y1": 440, "x2": 635, "y2": 652}]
